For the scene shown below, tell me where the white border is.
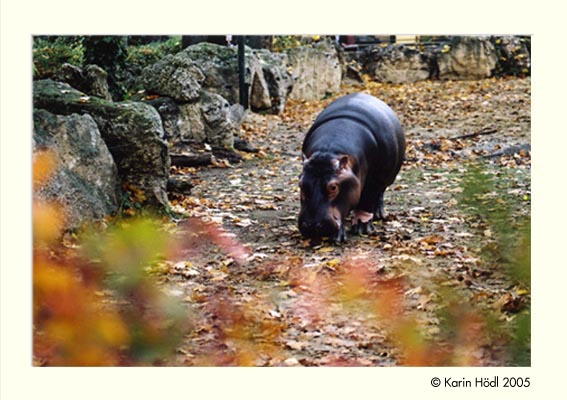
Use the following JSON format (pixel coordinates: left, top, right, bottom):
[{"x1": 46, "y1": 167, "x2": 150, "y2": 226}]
[{"x1": 1, "y1": 1, "x2": 564, "y2": 399}]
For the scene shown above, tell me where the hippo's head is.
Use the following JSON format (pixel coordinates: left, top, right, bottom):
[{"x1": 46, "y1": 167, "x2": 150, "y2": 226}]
[{"x1": 298, "y1": 151, "x2": 361, "y2": 241}]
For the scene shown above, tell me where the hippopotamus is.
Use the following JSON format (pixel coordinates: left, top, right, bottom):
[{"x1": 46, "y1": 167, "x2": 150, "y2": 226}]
[{"x1": 298, "y1": 93, "x2": 405, "y2": 242}]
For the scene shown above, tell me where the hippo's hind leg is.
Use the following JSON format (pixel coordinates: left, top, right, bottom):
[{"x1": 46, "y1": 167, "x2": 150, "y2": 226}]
[
  {"x1": 351, "y1": 209, "x2": 375, "y2": 235},
  {"x1": 352, "y1": 187, "x2": 389, "y2": 236},
  {"x1": 374, "y1": 190, "x2": 387, "y2": 221}
]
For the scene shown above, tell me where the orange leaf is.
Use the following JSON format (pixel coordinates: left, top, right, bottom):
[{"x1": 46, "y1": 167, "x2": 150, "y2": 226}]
[{"x1": 33, "y1": 150, "x2": 58, "y2": 190}]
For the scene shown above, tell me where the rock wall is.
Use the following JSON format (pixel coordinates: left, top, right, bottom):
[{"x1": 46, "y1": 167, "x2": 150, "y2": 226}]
[
  {"x1": 33, "y1": 79, "x2": 170, "y2": 209},
  {"x1": 139, "y1": 42, "x2": 296, "y2": 148},
  {"x1": 361, "y1": 35, "x2": 529, "y2": 83},
  {"x1": 365, "y1": 45, "x2": 431, "y2": 84}
]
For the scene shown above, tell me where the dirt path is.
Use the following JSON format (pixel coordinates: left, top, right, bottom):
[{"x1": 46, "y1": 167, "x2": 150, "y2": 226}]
[{"x1": 163, "y1": 77, "x2": 531, "y2": 366}]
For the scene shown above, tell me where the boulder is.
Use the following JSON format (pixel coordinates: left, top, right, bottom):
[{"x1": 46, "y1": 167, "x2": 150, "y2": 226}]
[
  {"x1": 139, "y1": 54, "x2": 205, "y2": 102},
  {"x1": 437, "y1": 36, "x2": 498, "y2": 80},
  {"x1": 33, "y1": 110, "x2": 120, "y2": 230},
  {"x1": 56, "y1": 63, "x2": 113, "y2": 101},
  {"x1": 179, "y1": 43, "x2": 276, "y2": 112},
  {"x1": 344, "y1": 64, "x2": 365, "y2": 83},
  {"x1": 177, "y1": 43, "x2": 242, "y2": 104},
  {"x1": 33, "y1": 79, "x2": 170, "y2": 208},
  {"x1": 167, "y1": 176, "x2": 194, "y2": 194},
  {"x1": 148, "y1": 92, "x2": 237, "y2": 148},
  {"x1": 145, "y1": 97, "x2": 181, "y2": 141},
  {"x1": 177, "y1": 91, "x2": 235, "y2": 148},
  {"x1": 335, "y1": 47, "x2": 365, "y2": 84},
  {"x1": 254, "y1": 49, "x2": 294, "y2": 114},
  {"x1": 229, "y1": 103, "x2": 247, "y2": 126},
  {"x1": 199, "y1": 91, "x2": 235, "y2": 148},
  {"x1": 364, "y1": 45, "x2": 431, "y2": 83},
  {"x1": 250, "y1": 70, "x2": 272, "y2": 111},
  {"x1": 177, "y1": 102, "x2": 205, "y2": 143},
  {"x1": 97, "y1": 101, "x2": 169, "y2": 209},
  {"x1": 83, "y1": 65, "x2": 114, "y2": 101},
  {"x1": 286, "y1": 39, "x2": 342, "y2": 100}
]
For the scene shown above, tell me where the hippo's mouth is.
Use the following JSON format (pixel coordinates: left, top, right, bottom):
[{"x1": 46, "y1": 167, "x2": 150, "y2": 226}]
[{"x1": 298, "y1": 214, "x2": 344, "y2": 241}]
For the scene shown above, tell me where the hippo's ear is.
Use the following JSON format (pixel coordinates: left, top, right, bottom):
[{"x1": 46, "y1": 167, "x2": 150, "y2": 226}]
[{"x1": 335, "y1": 155, "x2": 350, "y2": 171}]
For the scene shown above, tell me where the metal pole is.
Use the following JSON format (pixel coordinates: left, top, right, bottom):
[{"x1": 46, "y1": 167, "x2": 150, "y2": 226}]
[{"x1": 238, "y1": 36, "x2": 248, "y2": 109}]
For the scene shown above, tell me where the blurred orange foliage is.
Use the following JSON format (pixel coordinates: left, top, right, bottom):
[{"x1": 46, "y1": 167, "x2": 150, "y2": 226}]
[
  {"x1": 33, "y1": 150, "x2": 188, "y2": 366},
  {"x1": 32, "y1": 149, "x2": 526, "y2": 367},
  {"x1": 33, "y1": 150, "x2": 129, "y2": 365}
]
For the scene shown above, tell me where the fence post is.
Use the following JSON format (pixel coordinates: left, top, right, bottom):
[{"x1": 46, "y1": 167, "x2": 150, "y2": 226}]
[{"x1": 238, "y1": 36, "x2": 249, "y2": 109}]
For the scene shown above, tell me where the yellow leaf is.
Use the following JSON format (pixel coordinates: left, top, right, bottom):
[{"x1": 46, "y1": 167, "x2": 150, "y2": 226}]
[{"x1": 326, "y1": 258, "x2": 341, "y2": 268}]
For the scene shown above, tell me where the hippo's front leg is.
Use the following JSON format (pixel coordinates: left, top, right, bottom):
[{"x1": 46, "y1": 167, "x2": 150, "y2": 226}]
[{"x1": 333, "y1": 224, "x2": 347, "y2": 242}]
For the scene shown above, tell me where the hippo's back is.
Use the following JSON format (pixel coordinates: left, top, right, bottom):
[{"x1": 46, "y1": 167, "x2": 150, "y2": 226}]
[
  {"x1": 303, "y1": 93, "x2": 405, "y2": 184},
  {"x1": 304, "y1": 93, "x2": 402, "y2": 147}
]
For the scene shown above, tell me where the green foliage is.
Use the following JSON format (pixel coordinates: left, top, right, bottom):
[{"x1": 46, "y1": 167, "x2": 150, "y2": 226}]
[
  {"x1": 81, "y1": 217, "x2": 189, "y2": 363},
  {"x1": 125, "y1": 36, "x2": 182, "y2": 99},
  {"x1": 510, "y1": 312, "x2": 531, "y2": 365},
  {"x1": 125, "y1": 36, "x2": 182, "y2": 73},
  {"x1": 272, "y1": 35, "x2": 305, "y2": 52},
  {"x1": 82, "y1": 36, "x2": 129, "y2": 100},
  {"x1": 83, "y1": 219, "x2": 167, "y2": 290},
  {"x1": 33, "y1": 35, "x2": 184, "y2": 99},
  {"x1": 459, "y1": 162, "x2": 531, "y2": 286},
  {"x1": 82, "y1": 36, "x2": 128, "y2": 69},
  {"x1": 33, "y1": 36, "x2": 84, "y2": 79},
  {"x1": 458, "y1": 161, "x2": 530, "y2": 364}
]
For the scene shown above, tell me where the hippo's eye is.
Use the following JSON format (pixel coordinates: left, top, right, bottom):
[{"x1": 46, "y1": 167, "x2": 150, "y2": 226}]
[{"x1": 327, "y1": 182, "x2": 340, "y2": 197}]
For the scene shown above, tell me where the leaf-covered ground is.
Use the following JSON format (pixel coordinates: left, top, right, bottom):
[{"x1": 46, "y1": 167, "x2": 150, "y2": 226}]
[{"x1": 162, "y1": 76, "x2": 531, "y2": 366}]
